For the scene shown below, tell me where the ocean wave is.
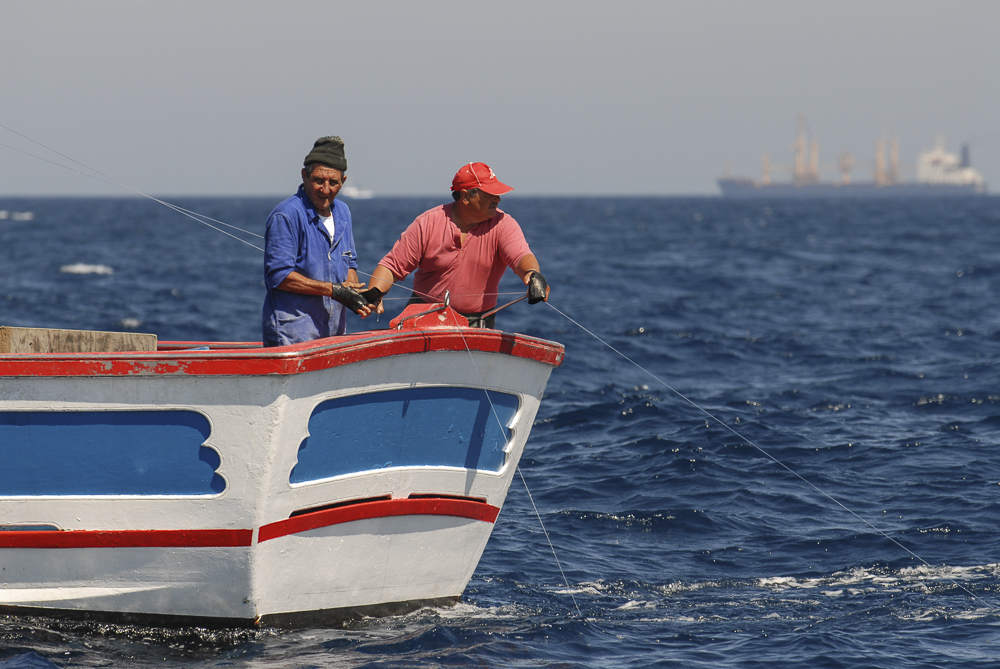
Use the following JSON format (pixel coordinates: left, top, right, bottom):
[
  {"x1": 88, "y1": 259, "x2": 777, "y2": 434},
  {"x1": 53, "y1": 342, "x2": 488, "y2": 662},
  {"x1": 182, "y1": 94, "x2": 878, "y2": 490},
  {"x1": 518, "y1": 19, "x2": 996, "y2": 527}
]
[{"x1": 758, "y1": 563, "x2": 1000, "y2": 592}]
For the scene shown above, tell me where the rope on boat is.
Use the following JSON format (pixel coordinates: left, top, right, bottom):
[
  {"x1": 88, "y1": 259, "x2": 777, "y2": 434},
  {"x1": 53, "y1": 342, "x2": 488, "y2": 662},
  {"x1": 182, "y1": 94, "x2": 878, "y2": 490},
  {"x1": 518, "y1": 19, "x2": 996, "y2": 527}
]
[{"x1": 543, "y1": 301, "x2": 992, "y2": 610}]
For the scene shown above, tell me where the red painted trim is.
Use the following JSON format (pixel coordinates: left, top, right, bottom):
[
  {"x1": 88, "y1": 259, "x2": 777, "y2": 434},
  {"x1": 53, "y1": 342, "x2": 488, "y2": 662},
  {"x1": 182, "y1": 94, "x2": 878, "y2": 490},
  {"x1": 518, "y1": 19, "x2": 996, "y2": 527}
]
[
  {"x1": 0, "y1": 328, "x2": 564, "y2": 378},
  {"x1": 258, "y1": 498, "x2": 501, "y2": 543},
  {"x1": 0, "y1": 499, "x2": 499, "y2": 549},
  {"x1": 0, "y1": 528, "x2": 252, "y2": 549}
]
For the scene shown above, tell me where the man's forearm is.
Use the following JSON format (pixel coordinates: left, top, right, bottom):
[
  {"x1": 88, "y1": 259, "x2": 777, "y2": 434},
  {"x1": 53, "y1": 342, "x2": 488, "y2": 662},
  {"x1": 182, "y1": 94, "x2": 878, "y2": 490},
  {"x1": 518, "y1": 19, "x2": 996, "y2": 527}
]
[
  {"x1": 368, "y1": 265, "x2": 398, "y2": 293},
  {"x1": 514, "y1": 254, "x2": 541, "y2": 283},
  {"x1": 276, "y1": 271, "x2": 334, "y2": 295}
]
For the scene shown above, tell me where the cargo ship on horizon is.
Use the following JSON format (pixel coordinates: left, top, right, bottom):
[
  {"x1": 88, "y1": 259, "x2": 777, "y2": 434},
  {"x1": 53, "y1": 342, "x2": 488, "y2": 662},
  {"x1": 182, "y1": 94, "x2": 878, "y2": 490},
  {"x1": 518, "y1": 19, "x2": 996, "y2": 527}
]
[{"x1": 718, "y1": 119, "x2": 987, "y2": 198}]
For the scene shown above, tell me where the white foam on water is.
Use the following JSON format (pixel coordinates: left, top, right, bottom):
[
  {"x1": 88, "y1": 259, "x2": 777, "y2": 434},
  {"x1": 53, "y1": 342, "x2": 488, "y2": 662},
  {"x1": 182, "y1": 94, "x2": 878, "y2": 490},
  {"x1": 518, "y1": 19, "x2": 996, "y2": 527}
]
[
  {"x1": 757, "y1": 562, "x2": 1000, "y2": 593},
  {"x1": 553, "y1": 585, "x2": 602, "y2": 595},
  {"x1": 590, "y1": 512, "x2": 674, "y2": 525},
  {"x1": 615, "y1": 599, "x2": 655, "y2": 610},
  {"x1": 60, "y1": 263, "x2": 113, "y2": 275},
  {"x1": 658, "y1": 580, "x2": 722, "y2": 595},
  {"x1": 428, "y1": 600, "x2": 528, "y2": 622}
]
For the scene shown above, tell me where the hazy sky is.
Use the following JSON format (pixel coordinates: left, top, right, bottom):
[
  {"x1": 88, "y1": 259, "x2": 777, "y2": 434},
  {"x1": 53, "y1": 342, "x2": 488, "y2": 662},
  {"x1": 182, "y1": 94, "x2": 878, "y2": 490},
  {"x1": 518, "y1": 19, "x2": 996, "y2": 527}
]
[{"x1": 1, "y1": 1, "x2": 997, "y2": 197}]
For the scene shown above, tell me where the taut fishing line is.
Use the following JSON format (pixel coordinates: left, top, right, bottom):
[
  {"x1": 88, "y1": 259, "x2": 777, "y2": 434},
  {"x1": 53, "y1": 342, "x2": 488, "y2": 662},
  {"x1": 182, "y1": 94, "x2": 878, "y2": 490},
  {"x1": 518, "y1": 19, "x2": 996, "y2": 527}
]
[
  {"x1": 452, "y1": 324, "x2": 583, "y2": 618},
  {"x1": 544, "y1": 300, "x2": 992, "y2": 609},
  {"x1": 345, "y1": 274, "x2": 582, "y2": 615},
  {"x1": 0, "y1": 124, "x2": 264, "y2": 250},
  {"x1": 0, "y1": 124, "x2": 524, "y2": 302}
]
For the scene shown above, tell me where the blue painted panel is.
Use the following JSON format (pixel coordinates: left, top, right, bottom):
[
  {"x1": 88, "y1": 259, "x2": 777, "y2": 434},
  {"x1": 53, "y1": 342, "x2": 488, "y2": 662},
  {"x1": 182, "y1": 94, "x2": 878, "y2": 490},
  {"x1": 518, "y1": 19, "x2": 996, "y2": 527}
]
[
  {"x1": 0, "y1": 411, "x2": 224, "y2": 496},
  {"x1": 289, "y1": 387, "x2": 520, "y2": 484}
]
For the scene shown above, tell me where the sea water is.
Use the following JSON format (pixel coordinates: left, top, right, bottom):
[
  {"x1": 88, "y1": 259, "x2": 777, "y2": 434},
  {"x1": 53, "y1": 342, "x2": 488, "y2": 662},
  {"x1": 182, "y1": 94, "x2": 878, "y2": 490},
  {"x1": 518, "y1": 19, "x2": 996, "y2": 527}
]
[{"x1": 1, "y1": 195, "x2": 1000, "y2": 667}]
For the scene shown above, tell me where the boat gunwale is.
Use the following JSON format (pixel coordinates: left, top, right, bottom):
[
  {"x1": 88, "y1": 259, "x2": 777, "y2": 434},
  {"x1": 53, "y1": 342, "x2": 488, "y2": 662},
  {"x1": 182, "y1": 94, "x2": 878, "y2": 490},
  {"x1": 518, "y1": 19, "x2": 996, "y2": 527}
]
[{"x1": 0, "y1": 327, "x2": 565, "y2": 377}]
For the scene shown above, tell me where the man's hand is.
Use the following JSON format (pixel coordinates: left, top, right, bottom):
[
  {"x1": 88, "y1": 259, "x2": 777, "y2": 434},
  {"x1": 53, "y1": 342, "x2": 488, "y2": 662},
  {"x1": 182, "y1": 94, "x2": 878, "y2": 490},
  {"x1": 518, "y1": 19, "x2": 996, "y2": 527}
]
[
  {"x1": 330, "y1": 283, "x2": 373, "y2": 317},
  {"x1": 344, "y1": 269, "x2": 366, "y2": 290},
  {"x1": 527, "y1": 271, "x2": 550, "y2": 304},
  {"x1": 359, "y1": 286, "x2": 386, "y2": 315}
]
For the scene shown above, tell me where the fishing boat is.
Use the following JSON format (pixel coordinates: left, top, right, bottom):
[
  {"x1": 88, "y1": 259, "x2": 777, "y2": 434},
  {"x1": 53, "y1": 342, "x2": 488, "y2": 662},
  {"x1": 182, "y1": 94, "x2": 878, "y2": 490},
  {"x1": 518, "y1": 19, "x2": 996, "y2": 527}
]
[{"x1": 0, "y1": 302, "x2": 564, "y2": 627}]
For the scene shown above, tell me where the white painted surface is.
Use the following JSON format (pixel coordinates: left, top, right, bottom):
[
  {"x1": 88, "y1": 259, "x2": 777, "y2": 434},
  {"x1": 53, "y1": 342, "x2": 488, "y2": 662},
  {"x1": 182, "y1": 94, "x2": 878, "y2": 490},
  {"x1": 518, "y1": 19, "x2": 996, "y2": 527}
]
[{"x1": 0, "y1": 349, "x2": 555, "y2": 621}]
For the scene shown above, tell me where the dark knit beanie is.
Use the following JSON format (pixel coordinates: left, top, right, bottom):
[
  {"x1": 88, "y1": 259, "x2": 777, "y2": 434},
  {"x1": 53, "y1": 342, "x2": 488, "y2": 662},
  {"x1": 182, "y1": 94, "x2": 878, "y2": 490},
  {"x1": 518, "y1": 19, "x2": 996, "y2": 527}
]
[{"x1": 304, "y1": 136, "x2": 347, "y2": 172}]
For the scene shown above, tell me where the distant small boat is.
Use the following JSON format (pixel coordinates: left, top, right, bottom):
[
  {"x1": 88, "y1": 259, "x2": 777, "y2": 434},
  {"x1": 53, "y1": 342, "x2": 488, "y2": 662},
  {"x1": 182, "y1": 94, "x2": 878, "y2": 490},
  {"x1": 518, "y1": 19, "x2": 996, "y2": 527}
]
[
  {"x1": 0, "y1": 211, "x2": 34, "y2": 221},
  {"x1": 0, "y1": 304, "x2": 563, "y2": 627},
  {"x1": 339, "y1": 184, "x2": 374, "y2": 199}
]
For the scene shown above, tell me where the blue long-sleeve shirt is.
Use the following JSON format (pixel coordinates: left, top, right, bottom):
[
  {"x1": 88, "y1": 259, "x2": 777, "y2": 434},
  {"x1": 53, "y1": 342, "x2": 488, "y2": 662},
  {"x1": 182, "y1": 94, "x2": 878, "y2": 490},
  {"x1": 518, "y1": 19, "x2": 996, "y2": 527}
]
[{"x1": 262, "y1": 187, "x2": 359, "y2": 347}]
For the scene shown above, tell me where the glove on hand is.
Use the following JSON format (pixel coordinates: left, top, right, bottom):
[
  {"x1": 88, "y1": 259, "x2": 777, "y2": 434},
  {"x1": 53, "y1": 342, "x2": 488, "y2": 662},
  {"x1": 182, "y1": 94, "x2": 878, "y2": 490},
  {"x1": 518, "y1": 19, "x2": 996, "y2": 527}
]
[
  {"x1": 359, "y1": 286, "x2": 385, "y2": 308},
  {"x1": 527, "y1": 271, "x2": 549, "y2": 304},
  {"x1": 330, "y1": 283, "x2": 369, "y2": 314}
]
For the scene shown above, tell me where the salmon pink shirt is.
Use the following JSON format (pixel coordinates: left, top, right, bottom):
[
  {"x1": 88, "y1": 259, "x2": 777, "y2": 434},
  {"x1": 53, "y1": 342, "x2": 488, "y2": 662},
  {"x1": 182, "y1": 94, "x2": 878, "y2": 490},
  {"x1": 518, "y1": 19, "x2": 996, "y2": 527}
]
[{"x1": 378, "y1": 203, "x2": 532, "y2": 314}]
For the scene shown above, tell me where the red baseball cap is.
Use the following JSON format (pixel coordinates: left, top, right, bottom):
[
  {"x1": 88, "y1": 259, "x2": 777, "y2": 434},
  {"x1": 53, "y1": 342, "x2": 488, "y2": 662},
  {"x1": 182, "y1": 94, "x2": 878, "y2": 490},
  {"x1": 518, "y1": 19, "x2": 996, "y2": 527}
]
[{"x1": 451, "y1": 162, "x2": 514, "y2": 195}]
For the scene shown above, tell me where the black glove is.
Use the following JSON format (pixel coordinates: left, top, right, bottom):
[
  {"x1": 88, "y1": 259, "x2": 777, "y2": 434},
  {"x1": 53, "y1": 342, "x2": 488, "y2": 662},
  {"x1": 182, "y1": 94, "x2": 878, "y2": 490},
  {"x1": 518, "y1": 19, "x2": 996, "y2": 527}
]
[
  {"x1": 330, "y1": 283, "x2": 369, "y2": 314},
  {"x1": 527, "y1": 271, "x2": 548, "y2": 304},
  {"x1": 359, "y1": 286, "x2": 385, "y2": 308}
]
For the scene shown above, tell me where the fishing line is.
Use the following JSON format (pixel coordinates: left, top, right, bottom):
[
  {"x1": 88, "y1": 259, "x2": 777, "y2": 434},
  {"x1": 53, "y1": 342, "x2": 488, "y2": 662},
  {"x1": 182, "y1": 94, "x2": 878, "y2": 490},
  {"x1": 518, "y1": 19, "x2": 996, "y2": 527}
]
[
  {"x1": 0, "y1": 125, "x2": 538, "y2": 300},
  {"x1": 453, "y1": 325, "x2": 583, "y2": 618},
  {"x1": 543, "y1": 301, "x2": 993, "y2": 608},
  {"x1": 0, "y1": 125, "x2": 264, "y2": 249},
  {"x1": 349, "y1": 266, "x2": 581, "y2": 612},
  {"x1": 351, "y1": 268, "x2": 524, "y2": 304},
  {"x1": 1, "y1": 139, "x2": 263, "y2": 251},
  {"x1": 345, "y1": 267, "x2": 581, "y2": 611}
]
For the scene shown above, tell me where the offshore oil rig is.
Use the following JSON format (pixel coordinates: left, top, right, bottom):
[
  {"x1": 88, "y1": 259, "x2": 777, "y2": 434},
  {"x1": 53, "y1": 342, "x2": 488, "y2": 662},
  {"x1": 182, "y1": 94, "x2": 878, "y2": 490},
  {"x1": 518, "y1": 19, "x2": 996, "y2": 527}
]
[{"x1": 718, "y1": 118, "x2": 986, "y2": 197}]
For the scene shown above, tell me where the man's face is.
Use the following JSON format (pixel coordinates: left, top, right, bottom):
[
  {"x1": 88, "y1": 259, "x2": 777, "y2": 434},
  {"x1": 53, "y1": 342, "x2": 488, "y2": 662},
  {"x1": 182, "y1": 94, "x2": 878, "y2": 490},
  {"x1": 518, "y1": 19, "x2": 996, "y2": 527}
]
[
  {"x1": 301, "y1": 165, "x2": 345, "y2": 216},
  {"x1": 464, "y1": 189, "x2": 501, "y2": 221}
]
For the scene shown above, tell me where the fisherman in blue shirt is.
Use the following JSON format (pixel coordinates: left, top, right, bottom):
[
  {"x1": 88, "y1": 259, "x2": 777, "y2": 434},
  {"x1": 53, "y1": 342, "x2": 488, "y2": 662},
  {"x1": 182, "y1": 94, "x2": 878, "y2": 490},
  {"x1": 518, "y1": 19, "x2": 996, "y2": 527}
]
[{"x1": 262, "y1": 136, "x2": 373, "y2": 347}]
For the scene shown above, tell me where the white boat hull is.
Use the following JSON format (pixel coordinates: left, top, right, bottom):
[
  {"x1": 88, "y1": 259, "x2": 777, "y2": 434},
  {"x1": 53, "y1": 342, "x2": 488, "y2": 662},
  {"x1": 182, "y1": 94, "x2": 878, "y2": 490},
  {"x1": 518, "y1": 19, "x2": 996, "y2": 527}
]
[{"x1": 0, "y1": 309, "x2": 563, "y2": 626}]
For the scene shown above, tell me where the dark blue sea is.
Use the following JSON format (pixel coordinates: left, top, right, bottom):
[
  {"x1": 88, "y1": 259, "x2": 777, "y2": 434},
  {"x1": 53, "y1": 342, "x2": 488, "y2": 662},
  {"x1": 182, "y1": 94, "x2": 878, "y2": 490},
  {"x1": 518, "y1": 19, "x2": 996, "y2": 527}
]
[{"x1": 2, "y1": 194, "x2": 1000, "y2": 667}]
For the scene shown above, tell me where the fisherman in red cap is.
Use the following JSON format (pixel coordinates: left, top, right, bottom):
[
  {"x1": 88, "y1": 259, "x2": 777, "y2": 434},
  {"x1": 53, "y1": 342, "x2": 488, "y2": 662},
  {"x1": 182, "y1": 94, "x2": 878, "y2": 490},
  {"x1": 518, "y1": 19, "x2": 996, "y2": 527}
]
[{"x1": 363, "y1": 162, "x2": 549, "y2": 328}]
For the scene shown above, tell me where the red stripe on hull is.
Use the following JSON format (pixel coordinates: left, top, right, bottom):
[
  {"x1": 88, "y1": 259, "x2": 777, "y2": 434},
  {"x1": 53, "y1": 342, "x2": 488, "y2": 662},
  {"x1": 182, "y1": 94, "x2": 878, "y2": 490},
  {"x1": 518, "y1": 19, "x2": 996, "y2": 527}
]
[
  {"x1": 259, "y1": 498, "x2": 501, "y2": 543},
  {"x1": 0, "y1": 500, "x2": 500, "y2": 548},
  {"x1": 0, "y1": 528, "x2": 252, "y2": 549}
]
